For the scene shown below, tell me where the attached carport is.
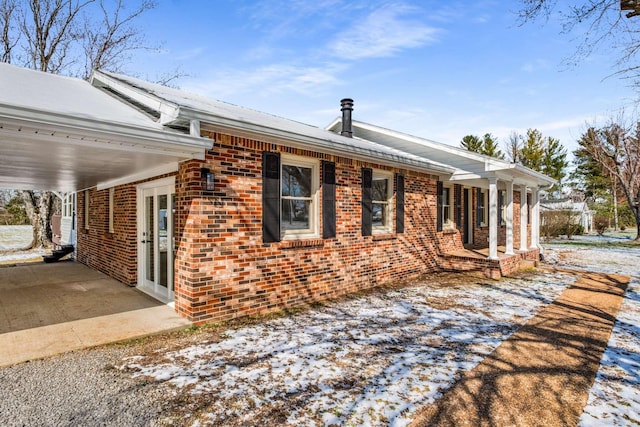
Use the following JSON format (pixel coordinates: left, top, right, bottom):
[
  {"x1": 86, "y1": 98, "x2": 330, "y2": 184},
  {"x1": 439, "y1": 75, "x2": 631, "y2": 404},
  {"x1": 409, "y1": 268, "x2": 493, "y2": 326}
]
[
  {"x1": 0, "y1": 64, "x2": 212, "y2": 364},
  {"x1": 0, "y1": 262, "x2": 191, "y2": 367}
]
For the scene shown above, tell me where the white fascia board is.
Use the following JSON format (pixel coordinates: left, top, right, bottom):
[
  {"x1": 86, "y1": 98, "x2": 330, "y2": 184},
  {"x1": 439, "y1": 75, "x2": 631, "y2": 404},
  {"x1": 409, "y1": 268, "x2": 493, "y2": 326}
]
[
  {"x1": 0, "y1": 104, "x2": 212, "y2": 155},
  {"x1": 91, "y1": 70, "x2": 179, "y2": 123},
  {"x1": 352, "y1": 121, "x2": 506, "y2": 165},
  {"x1": 193, "y1": 114, "x2": 456, "y2": 175},
  {"x1": 97, "y1": 162, "x2": 179, "y2": 190}
]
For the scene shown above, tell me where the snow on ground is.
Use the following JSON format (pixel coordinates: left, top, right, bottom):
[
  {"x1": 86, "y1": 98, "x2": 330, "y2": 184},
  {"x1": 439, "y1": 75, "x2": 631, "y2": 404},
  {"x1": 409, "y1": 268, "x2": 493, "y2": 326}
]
[
  {"x1": 544, "y1": 238, "x2": 640, "y2": 426},
  {"x1": 0, "y1": 225, "x2": 32, "y2": 250},
  {"x1": 0, "y1": 225, "x2": 45, "y2": 262},
  {"x1": 121, "y1": 271, "x2": 575, "y2": 426}
]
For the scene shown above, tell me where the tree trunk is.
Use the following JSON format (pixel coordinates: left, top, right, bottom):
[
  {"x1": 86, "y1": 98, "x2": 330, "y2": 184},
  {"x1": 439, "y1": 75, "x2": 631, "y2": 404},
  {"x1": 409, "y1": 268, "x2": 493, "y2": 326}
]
[
  {"x1": 19, "y1": 190, "x2": 54, "y2": 249},
  {"x1": 613, "y1": 182, "x2": 619, "y2": 231},
  {"x1": 634, "y1": 206, "x2": 640, "y2": 241}
]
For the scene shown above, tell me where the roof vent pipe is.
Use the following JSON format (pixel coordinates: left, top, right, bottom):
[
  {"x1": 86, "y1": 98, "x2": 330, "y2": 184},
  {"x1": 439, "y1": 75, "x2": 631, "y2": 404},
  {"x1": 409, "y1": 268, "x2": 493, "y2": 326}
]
[{"x1": 340, "y1": 98, "x2": 354, "y2": 138}]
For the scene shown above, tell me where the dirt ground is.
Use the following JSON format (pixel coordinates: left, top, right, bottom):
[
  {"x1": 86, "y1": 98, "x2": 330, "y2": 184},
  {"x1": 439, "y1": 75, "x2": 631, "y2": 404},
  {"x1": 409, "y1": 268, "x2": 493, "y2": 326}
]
[{"x1": 409, "y1": 268, "x2": 630, "y2": 427}]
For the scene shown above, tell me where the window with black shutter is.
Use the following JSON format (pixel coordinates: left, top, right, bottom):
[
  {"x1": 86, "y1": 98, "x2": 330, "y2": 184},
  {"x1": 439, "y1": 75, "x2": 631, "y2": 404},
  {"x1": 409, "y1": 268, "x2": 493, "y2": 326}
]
[
  {"x1": 396, "y1": 174, "x2": 404, "y2": 234},
  {"x1": 322, "y1": 161, "x2": 336, "y2": 239},
  {"x1": 436, "y1": 181, "x2": 443, "y2": 232},
  {"x1": 262, "y1": 152, "x2": 281, "y2": 243},
  {"x1": 361, "y1": 168, "x2": 373, "y2": 236}
]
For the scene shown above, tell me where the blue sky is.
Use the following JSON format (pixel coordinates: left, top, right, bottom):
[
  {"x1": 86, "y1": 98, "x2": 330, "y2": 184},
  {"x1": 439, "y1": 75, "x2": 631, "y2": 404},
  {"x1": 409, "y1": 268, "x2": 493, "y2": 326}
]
[{"x1": 133, "y1": 0, "x2": 635, "y2": 159}]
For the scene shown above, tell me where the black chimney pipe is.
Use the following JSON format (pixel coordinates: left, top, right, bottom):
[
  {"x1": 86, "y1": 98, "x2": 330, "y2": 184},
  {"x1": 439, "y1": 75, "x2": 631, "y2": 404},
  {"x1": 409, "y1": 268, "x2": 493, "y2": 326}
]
[{"x1": 340, "y1": 98, "x2": 354, "y2": 138}]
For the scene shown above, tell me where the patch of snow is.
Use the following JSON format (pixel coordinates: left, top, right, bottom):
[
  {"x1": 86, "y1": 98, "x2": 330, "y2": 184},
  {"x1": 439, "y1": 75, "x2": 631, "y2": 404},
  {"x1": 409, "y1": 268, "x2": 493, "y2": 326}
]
[
  {"x1": 121, "y1": 271, "x2": 574, "y2": 426},
  {"x1": 0, "y1": 225, "x2": 32, "y2": 250}
]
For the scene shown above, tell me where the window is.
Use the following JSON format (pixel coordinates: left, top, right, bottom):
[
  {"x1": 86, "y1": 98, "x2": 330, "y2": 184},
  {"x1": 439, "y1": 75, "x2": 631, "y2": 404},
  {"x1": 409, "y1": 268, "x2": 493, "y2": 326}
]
[
  {"x1": 441, "y1": 185, "x2": 453, "y2": 228},
  {"x1": 476, "y1": 188, "x2": 488, "y2": 227},
  {"x1": 108, "y1": 188, "x2": 115, "y2": 233},
  {"x1": 499, "y1": 190, "x2": 505, "y2": 226},
  {"x1": 280, "y1": 156, "x2": 319, "y2": 238},
  {"x1": 372, "y1": 171, "x2": 393, "y2": 232}
]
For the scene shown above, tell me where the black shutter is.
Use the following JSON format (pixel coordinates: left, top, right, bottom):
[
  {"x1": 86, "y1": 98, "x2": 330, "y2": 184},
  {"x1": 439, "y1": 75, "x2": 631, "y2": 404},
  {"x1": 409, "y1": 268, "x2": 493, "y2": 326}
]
[
  {"x1": 262, "y1": 152, "x2": 281, "y2": 243},
  {"x1": 455, "y1": 184, "x2": 462, "y2": 228},
  {"x1": 436, "y1": 181, "x2": 443, "y2": 232},
  {"x1": 322, "y1": 161, "x2": 336, "y2": 239},
  {"x1": 476, "y1": 187, "x2": 482, "y2": 227},
  {"x1": 396, "y1": 174, "x2": 404, "y2": 234},
  {"x1": 498, "y1": 190, "x2": 503, "y2": 226},
  {"x1": 361, "y1": 168, "x2": 372, "y2": 236}
]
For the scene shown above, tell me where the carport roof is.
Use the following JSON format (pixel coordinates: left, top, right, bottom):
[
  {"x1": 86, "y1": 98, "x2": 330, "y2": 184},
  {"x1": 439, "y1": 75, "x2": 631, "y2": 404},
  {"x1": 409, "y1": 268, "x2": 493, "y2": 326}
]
[{"x1": 0, "y1": 63, "x2": 211, "y2": 191}]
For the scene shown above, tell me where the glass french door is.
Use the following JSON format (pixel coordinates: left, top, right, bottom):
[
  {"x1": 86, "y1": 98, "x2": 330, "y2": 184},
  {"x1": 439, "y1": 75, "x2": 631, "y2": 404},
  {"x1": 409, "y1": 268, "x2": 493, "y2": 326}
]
[{"x1": 138, "y1": 179, "x2": 175, "y2": 302}]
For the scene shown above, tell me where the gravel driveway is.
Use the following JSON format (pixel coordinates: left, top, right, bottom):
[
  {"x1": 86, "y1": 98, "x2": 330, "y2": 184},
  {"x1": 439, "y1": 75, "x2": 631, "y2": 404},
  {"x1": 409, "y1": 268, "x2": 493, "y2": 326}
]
[{"x1": 0, "y1": 347, "x2": 165, "y2": 426}]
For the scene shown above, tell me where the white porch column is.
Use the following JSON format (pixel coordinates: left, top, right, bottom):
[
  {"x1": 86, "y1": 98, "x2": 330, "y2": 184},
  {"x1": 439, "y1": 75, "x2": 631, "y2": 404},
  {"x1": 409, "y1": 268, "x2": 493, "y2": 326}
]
[
  {"x1": 505, "y1": 180, "x2": 514, "y2": 255},
  {"x1": 530, "y1": 188, "x2": 540, "y2": 250},
  {"x1": 519, "y1": 185, "x2": 528, "y2": 251},
  {"x1": 488, "y1": 177, "x2": 499, "y2": 260}
]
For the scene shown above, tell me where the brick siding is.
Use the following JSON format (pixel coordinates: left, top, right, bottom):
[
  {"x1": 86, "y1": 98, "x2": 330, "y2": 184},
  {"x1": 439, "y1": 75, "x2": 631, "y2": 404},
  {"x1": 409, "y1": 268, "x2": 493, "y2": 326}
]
[{"x1": 76, "y1": 130, "x2": 541, "y2": 323}]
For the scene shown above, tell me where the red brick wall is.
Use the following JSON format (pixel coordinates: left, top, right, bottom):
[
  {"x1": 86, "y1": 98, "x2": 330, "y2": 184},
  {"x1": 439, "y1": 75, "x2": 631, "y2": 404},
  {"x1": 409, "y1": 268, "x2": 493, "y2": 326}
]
[
  {"x1": 76, "y1": 186, "x2": 137, "y2": 285},
  {"x1": 173, "y1": 133, "x2": 455, "y2": 323}
]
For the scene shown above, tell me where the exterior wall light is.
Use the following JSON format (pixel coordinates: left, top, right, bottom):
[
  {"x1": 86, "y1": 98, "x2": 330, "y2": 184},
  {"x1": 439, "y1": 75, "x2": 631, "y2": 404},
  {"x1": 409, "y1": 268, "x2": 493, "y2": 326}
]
[{"x1": 201, "y1": 167, "x2": 215, "y2": 191}]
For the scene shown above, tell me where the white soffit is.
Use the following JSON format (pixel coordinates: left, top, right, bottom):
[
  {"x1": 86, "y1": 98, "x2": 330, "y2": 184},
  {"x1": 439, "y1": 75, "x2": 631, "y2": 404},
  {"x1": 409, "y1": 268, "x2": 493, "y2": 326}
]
[{"x1": 0, "y1": 63, "x2": 211, "y2": 192}]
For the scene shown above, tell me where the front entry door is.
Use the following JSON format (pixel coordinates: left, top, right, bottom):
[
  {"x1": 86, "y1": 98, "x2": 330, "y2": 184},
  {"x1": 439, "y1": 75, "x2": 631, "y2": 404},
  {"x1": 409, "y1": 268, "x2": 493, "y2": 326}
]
[{"x1": 137, "y1": 178, "x2": 175, "y2": 303}]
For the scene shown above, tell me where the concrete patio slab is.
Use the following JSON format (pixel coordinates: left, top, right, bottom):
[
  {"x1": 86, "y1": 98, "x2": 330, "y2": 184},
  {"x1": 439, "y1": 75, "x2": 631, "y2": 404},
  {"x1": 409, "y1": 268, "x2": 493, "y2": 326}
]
[{"x1": 0, "y1": 261, "x2": 191, "y2": 367}]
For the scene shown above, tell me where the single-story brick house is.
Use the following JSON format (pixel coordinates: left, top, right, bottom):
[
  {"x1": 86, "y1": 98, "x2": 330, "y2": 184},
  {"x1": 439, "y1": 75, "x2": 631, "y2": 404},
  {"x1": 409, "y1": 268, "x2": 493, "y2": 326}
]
[{"x1": 0, "y1": 63, "x2": 554, "y2": 323}]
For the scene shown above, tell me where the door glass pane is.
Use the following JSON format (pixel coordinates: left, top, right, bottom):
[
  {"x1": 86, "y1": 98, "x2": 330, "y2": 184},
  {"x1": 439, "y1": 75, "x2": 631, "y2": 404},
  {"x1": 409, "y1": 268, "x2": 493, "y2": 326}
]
[
  {"x1": 145, "y1": 195, "x2": 154, "y2": 282},
  {"x1": 158, "y1": 194, "x2": 168, "y2": 288}
]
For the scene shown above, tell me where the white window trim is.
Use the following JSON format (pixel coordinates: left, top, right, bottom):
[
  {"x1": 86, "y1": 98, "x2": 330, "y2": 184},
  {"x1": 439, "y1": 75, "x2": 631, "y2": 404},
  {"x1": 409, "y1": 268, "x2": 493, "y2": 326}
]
[
  {"x1": 84, "y1": 190, "x2": 90, "y2": 230},
  {"x1": 479, "y1": 189, "x2": 489, "y2": 227},
  {"x1": 372, "y1": 170, "x2": 394, "y2": 234},
  {"x1": 442, "y1": 184, "x2": 455, "y2": 229},
  {"x1": 499, "y1": 190, "x2": 506, "y2": 226},
  {"x1": 281, "y1": 154, "x2": 320, "y2": 240},
  {"x1": 108, "y1": 187, "x2": 115, "y2": 233}
]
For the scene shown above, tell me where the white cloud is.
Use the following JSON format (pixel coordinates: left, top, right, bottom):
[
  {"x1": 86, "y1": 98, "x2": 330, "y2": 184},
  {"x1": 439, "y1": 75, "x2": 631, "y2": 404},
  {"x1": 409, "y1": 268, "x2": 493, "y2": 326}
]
[
  {"x1": 183, "y1": 63, "x2": 347, "y2": 100},
  {"x1": 521, "y1": 59, "x2": 551, "y2": 73},
  {"x1": 330, "y1": 4, "x2": 440, "y2": 60}
]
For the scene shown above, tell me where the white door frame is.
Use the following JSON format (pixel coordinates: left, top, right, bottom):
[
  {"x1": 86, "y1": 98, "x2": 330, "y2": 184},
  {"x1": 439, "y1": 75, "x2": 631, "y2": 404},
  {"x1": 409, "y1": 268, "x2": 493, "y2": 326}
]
[{"x1": 136, "y1": 176, "x2": 175, "y2": 304}]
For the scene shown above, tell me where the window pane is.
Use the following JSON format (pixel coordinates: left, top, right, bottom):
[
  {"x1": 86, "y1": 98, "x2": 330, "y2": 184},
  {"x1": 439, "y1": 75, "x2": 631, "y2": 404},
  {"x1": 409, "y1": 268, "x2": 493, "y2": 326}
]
[
  {"x1": 281, "y1": 199, "x2": 310, "y2": 231},
  {"x1": 372, "y1": 203, "x2": 384, "y2": 227},
  {"x1": 282, "y1": 165, "x2": 312, "y2": 197},
  {"x1": 373, "y1": 178, "x2": 388, "y2": 202}
]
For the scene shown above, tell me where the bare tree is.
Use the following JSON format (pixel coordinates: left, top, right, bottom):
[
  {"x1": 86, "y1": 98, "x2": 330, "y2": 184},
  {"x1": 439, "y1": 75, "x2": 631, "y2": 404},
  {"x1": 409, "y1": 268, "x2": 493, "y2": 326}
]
[
  {"x1": 1, "y1": 0, "x2": 159, "y2": 248},
  {"x1": 0, "y1": 0, "x2": 17, "y2": 62},
  {"x1": 579, "y1": 118, "x2": 640, "y2": 240},
  {"x1": 81, "y1": 0, "x2": 155, "y2": 80},
  {"x1": 519, "y1": 1, "x2": 640, "y2": 84},
  {"x1": 505, "y1": 131, "x2": 523, "y2": 163}
]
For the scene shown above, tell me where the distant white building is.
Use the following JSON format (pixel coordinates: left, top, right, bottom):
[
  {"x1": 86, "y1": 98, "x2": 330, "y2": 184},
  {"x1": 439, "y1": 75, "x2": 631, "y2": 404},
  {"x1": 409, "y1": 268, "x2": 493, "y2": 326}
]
[{"x1": 541, "y1": 200, "x2": 594, "y2": 234}]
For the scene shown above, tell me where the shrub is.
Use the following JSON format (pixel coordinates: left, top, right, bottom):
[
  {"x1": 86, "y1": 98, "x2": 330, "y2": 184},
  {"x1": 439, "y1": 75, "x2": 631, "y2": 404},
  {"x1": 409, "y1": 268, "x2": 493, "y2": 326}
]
[{"x1": 594, "y1": 216, "x2": 609, "y2": 235}]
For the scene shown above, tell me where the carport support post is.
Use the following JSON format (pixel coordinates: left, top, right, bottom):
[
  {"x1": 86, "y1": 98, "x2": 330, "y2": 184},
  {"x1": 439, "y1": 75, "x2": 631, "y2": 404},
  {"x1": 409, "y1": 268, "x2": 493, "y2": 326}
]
[
  {"x1": 488, "y1": 177, "x2": 499, "y2": 260},
  {"x1": 505, "y1": 180, "x2": 514, "y2": 255},
  {"x1": 520, "y1": 185, "x2": 528, "y2": 251}
]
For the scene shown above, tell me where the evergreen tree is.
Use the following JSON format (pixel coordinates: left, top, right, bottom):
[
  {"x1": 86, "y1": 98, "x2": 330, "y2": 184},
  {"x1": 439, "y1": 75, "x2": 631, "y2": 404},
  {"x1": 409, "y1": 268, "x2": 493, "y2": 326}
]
[
  {"x1": 461, "y1": 135, "x2": 482, "y2": 153},
  {"x1": 481, "y1": 133, "x2": 505, "y2": 159},
  {"x1": 542, "y1": 136, "x2": 568, "y2": 184},
  {"x1": 520, "y1": 129, "x2": 545, "y2": 171},
  {"x1": 461, "y1": 134, "x2": 504, "y2": 159}
]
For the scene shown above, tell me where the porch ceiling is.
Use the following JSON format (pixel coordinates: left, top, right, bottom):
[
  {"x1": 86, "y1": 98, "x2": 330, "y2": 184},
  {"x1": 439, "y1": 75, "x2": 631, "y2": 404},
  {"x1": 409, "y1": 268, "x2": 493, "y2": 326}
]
[
  {"x1": 0, "y1": 63, "x2": 211, "y2": 192},
  {"x1": 0, "y1": 114, "x2": 210, "y2": 192}
]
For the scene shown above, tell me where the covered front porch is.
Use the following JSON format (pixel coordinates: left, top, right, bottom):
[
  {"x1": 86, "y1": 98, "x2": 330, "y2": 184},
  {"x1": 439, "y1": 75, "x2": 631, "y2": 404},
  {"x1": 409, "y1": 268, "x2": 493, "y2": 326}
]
[{"x1": 439, "y1": 245, "x2": 540, "y2": 279}]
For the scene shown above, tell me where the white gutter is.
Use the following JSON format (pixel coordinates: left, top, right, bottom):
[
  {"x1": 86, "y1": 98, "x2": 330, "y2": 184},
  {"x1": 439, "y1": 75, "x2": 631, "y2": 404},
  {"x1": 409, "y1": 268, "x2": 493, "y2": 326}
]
[{"x1": 0, "y1": 103, "x2": 212, "y2": 155}]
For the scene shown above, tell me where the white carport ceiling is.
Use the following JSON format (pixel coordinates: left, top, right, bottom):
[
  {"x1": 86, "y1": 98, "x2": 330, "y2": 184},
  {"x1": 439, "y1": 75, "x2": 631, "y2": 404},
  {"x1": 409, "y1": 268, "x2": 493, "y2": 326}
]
[{"x1": 0, "y1": 64, "x2": 211, "y2": 192}]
